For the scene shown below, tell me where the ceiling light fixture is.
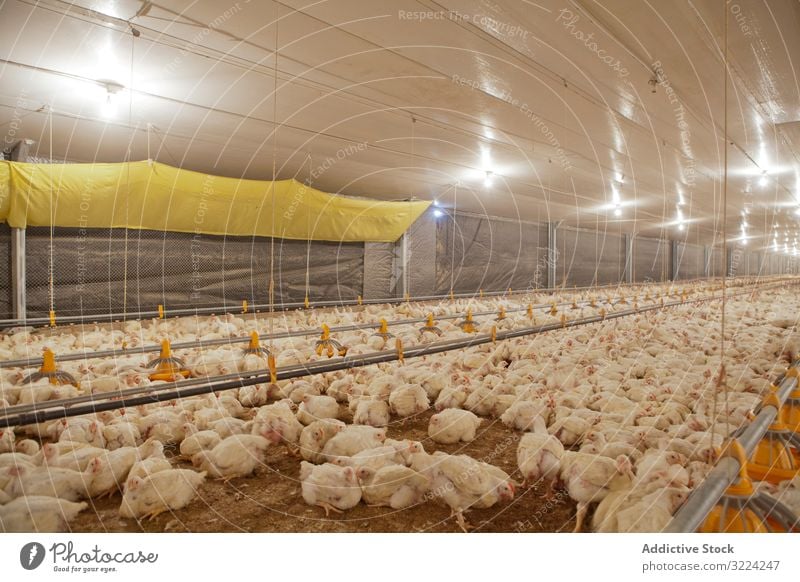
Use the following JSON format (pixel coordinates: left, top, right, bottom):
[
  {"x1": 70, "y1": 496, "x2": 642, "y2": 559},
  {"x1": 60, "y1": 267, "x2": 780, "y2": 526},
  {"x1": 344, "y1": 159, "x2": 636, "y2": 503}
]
[
  {"x1": 484, "y1": 170, "x2": 493, "y2": 188},
  {"x1": 99, "y1": 80, "x2": 124, "y2": 119}
]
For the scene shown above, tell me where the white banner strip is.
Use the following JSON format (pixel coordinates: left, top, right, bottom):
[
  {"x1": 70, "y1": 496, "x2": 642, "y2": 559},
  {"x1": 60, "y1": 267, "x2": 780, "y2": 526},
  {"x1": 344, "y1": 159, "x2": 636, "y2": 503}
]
[{"x1": 1, "y1": 533, "x2": 796, "y2": 581}]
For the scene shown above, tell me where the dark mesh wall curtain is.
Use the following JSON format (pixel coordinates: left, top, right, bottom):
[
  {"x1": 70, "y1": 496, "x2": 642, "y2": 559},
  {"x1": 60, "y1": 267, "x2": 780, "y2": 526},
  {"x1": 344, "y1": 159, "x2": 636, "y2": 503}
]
[
  {"x1": 435, "y1": 212, "x2": 546, "y2": 294},
  {"x1": 0, "y1": 224, "x2": 11, "y2": 319},
  {"x1": 557, "y1": 227, "x2": 625, "y2": 287},
  {"x1": 24, "y1": 227, "x2": 364, "y2": 318}
]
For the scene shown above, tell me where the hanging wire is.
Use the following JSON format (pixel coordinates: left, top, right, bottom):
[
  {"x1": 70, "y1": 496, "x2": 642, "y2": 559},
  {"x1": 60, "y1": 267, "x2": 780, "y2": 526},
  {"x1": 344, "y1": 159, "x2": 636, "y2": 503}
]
[
  {"x1": 304, "y1": 152, "x2": 312, "y2": 303},
  {"x1": 268, "y1": 8, "x2": 279, "y2": 341},
  {"x1": 408, "y1": 116, "x2": 416, "y2": 299},
  {"x1": 712, "y1": 4, "x2": 730, "y2": 451},
  {"x1": 450, "y1": 182, "x2": 458, "y2": 295},
  {"x1": 122, "y1": 29, "x2": 136, "y2": 320},
  {"x1": 47, "y1": 107, "x2": 55, "y2": 320}
]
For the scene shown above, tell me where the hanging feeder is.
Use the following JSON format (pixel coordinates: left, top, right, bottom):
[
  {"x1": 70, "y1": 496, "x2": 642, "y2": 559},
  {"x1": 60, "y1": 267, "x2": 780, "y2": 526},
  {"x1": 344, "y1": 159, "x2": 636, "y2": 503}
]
[
  {"x1": 496, "y1": 306, "x2": 506, "y2": 321},
  {"x1": 549, "y1": 303, "x2": 558, "y2": 316},
  {"x1": 420, "y1": 314, "x2": 442, "y2": 336},
  {"x1": 457, "y1": 309, "x2": 478, "y2": 333},
  {"x1": 700, "y1": 440, "x2": 799, "y2": 533},
  {"x1": 22, "y1": 348, "x2": 79, "y2": 387},
  {"x1": 743, "y1": 392, "x2": 800, "y2": 485},
  {"x1": 148, "y1": 339, "x2": 190, "y2": 382},
  {"x1": 242, "y1": 331, "x2": 271, "y2": 358},
  {"x1": 371, "y1": 318, "x2": 395, "y2": 340},
  {"x1": 314, "y1": 324, "x2": 347, "y2": 358}
]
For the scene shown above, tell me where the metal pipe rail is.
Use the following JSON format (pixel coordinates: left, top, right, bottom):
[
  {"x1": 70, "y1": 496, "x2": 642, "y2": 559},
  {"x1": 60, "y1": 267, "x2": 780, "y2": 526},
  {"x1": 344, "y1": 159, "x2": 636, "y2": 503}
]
[
  {"x1": 0, "y1": 294, "x2": 614, "y2": 370},
  {"x1": 0, "y1": 285, "x2": 770, "y2": 429},
  {"x1": 0, "y1": 277, "x2": 767, "y2": 370},
  {"x1": 0, "y1": 275, "x2": 764, "y2": 330},
  {"x1": 0, "y1": 281, "x2": 622, "y2": 329},
  {"x1": 0, "y1": 290, "x2": 681, "y2": 370},
  {"x1": 665, "y1": 364, "x2": 800, "y2": 533}
]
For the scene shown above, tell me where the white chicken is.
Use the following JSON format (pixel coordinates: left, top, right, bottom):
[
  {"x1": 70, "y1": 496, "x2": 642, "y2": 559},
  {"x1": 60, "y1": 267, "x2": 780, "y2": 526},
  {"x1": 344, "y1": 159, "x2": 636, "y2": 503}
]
[
  {"x1": 388, "y1": 384, "x2": 429, "y2": 417},
  {"x1": 0, "y1": 429, "x2": 15, "y2": 453},
  {"x1": 296, "y1": 395, "x2": 340, "y2": 425},
  {"x1": 428, "y1": 409, "x2": 482, "y2": 444},
  {"x1": 321, "y1": 426, "x2": 386, "y2": 462},
  {"x1": 125, "y1": 457, "x2": 172, "y2": 491},
  {"x1": 252, "y1": 401, "x2": 304, "y2": 448},
  {"x1": 192, "y1": 434, "x2": 271, "y2": 479},
  {"x1": 357, "y1": 464, "x2": 429, "y2": 508},
  {"x1": 0, "y1": 495, "x2": 88, "y2": 532},
  {"x1": 560, "y1": 451, "x2": 635, "y2": 532},
  {"x1": 102, "y1": 422, "x2": 142, "y2": 450},
  {"x1": 85, "y1": 439, "x2": 164, "y2": 498},
  {"x1": 179, "y1": 424, "x2": 222, "y2": 457},
  {"x1": 119, "y1": 469, "x2": 206, "y2": 520},
  {"x1": 299, "y1": 461, "x2": 362, "y2": 516},
  {"x1": 412, "y1": 452, "x2": 515, "y2": 532},
  {"x1": 434, "y1": 386, "x2": 467, "y2": 411},
  {"x1": 4, "y1": 465, "x2": 90, "y2": 502},
  {"x1": 516, "y1": 416, "x2": 564, "y2": 496},
  {"x1": 352, "y1": 399, "x2": 391, "y2": 427}
]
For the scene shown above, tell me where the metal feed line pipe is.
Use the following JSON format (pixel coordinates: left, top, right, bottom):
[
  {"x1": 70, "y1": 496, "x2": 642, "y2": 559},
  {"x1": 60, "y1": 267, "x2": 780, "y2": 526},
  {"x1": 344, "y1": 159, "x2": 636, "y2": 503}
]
[
  {"x1": 665, "y1": 364, "x2": 800, "y2": 533},
  {"x1": 0, "y1": 277, "x2": 770, "y2": 371},
  {"x1": 0, "y1": 275, "x2": 758, "y2": 330},
  {"x1": 0, "y1": 285, "x2": 778, "y2": 429}
]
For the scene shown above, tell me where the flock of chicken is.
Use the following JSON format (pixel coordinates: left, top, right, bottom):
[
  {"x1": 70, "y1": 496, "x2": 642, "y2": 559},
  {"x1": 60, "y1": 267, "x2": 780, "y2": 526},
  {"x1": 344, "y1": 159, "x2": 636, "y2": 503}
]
[{"x1": 0, "y1": 279, "x2": 798, "y2": 532}]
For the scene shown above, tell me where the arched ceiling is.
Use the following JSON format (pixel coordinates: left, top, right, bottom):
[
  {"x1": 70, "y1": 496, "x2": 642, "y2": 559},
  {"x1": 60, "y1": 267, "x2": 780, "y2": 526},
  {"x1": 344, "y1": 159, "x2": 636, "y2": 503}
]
[{"x1": 1, "y1": 0, "x2": 799, "y2": 249}]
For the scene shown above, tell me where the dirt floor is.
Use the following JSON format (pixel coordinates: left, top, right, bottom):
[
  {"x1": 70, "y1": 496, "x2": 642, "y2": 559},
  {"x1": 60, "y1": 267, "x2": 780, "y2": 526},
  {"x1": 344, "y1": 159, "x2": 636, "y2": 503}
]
[{"x1": 69, "y1": 407, "x2": 579, "y2": 533}]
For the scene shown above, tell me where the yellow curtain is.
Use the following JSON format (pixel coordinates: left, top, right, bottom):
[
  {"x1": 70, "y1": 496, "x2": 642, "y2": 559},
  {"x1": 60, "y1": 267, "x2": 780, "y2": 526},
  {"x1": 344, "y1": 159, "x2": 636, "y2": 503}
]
[{"x1": 0, "y1": 160, "x2": 429, "y2": 242}]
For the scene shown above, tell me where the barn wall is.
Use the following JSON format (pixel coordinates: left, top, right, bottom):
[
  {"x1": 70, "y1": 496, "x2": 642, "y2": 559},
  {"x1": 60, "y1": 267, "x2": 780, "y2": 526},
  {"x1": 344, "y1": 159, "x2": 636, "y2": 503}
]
[
  {"x1": 632, "y1": 237, "x2": 669, "y2": 282},
  {"x1": 435, "y1": 212, "x2": 545, "y2": 294},
  {"x1": 557, "y1": 227, "x2": 625, "y2": 287},
  {"x1": 24, "y1": 227, "x2": 364, "y2": 318}
]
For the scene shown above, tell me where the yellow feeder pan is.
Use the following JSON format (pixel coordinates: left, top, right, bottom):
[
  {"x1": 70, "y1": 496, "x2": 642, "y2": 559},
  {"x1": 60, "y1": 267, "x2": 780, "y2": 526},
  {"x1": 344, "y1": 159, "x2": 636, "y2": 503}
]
[
  {"x1": 700, "y1": 440, "x2": 769, "y2": 533},
  {"x1": 745, "y1": 393, "x2": 800, "y2": 484},
  {"x1": 242, "y1": 331, "x2": 271, "y2": 358},
  {"x1": 148, "y1": 339, "x2": 190, "y2": 382},
  {"x1": 549, "y1": 303, "x2": 558, "y2": 316},
  {"x1": 420, "y1": 313, "x2": 442, "y2": 336},
  {"x1": 21, "y1": 348, "x2": 79, "y2": 387},
  {"x1": 458, "y1": 309, "x2": 478, "y2": 333},
  {"x1": 314, "y1": 324, "x2": 347, "y2": 358},
  {"x1": 372, "y1": 318, "x2": 395, "y2": 340},
  {"x1": 496, "y1": 306, "x2": 506, "y2": 321}
]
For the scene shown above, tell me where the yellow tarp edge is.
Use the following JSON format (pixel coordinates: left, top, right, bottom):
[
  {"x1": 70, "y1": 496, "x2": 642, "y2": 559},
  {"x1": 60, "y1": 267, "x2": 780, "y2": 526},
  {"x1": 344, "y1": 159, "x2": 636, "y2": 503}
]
[{"x1": 0, "y1": 160, "x2": 430, "y2": 243}]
